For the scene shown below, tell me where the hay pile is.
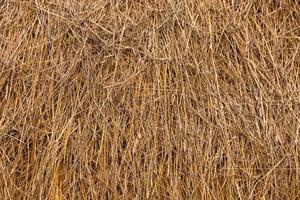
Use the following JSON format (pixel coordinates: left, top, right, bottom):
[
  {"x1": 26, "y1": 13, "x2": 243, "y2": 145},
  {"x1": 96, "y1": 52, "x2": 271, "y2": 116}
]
[{"x1": 0, "y1": 0, "x2": 299, "y2": 199}]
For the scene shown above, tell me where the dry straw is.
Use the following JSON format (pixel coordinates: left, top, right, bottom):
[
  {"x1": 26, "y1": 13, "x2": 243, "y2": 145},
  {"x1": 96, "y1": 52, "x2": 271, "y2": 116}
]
[{"x1": 0, "y1": 0, "x2": 299, "y2": 199}]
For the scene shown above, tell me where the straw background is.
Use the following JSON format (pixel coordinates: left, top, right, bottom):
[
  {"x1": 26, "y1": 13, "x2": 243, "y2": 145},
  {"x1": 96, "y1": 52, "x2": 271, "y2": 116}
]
[{"x1": 0, "y1": 0, "x2": 300, "y2": 199}]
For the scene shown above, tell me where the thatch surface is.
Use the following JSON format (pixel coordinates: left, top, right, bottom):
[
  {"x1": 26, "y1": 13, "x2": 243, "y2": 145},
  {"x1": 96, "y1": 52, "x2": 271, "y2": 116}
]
[{"x1": 0, "y1": 0, "x2": 299, "y2": 199}]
